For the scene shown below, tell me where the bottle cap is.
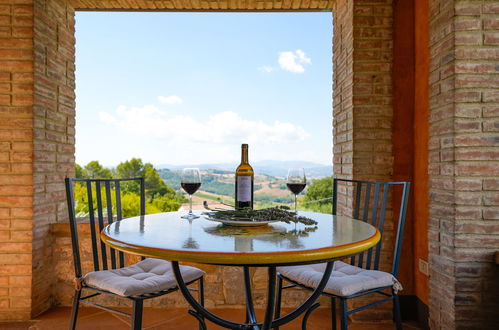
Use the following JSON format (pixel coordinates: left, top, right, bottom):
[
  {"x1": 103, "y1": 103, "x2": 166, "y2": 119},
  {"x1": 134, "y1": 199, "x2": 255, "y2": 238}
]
[{"x1": 242, "y1": 144, "x2": 248, "y2": 148}]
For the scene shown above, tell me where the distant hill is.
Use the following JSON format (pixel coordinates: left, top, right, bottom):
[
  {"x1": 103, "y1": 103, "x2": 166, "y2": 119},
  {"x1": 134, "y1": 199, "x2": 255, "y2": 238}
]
[{"x1": 156, "y1": 160, "x2": 331, "y2": 178}]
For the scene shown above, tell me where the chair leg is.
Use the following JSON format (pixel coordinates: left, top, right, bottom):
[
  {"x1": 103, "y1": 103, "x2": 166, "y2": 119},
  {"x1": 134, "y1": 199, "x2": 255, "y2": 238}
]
[
  {"x1": 331, "y1": 297, "x2": 337, "y2": 330},
  {"x1": 131, "y1": 299, "x2": 143, "y2": 330},
  {"x1": 393, "y1": 294, "x2": 403, "y2": 330},
  {"x1": 273, "y1": 276, "x2": 283, "y2": 330},
  {"x1": 340, "y1": 298, "x2": 348, "y2": 330},
  {"x1": 69, "y1": 289, "x2": 81, "y2": 330}
]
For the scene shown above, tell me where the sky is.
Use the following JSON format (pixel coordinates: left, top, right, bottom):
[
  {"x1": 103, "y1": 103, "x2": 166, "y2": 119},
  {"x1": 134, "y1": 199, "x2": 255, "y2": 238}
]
[{"x1": 75, "y1": 12, "x2": 333, "y2": 167}]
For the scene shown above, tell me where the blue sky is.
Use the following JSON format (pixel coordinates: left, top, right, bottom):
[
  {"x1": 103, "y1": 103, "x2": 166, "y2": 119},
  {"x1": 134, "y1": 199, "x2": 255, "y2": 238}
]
[{"x1": 75, "y1": 12, "x2": 332, "y2": 167}]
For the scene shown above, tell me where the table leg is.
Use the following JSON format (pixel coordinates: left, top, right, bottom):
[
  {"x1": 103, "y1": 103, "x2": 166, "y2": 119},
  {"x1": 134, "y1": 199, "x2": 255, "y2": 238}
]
[
  {"x1": 243, "y1": 266, "x2": 257, "y2": 325},
  {"x1": 171, "y1": 261, "x2": 244, "y2": 329},
  {"x1": 172, "y1": 261, "x2": 334, "y2": 330},
  {"x1": 262, "y1": 267, "x2": 277, "y2": 330}
]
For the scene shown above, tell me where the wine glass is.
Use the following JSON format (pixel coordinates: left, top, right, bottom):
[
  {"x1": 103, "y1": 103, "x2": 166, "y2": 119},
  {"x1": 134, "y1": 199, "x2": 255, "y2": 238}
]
[
  {"x1": 286, "y1": 168, "x2": 306, "y2": 213},
  {"x1": 181, "y1": 168, "x2": 201, "y2": 220}
]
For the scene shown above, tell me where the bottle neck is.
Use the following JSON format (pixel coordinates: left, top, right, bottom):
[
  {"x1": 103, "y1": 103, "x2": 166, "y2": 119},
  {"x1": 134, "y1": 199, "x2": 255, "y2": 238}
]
[{"x1": 241, "y1": 146, "x2": 248, "y2": 164}]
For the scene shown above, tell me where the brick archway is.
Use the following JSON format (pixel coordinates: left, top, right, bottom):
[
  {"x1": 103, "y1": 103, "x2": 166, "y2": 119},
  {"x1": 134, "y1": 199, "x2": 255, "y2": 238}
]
[{"x1": 2, "y1": 0, "x2": 498, "y2": 328}]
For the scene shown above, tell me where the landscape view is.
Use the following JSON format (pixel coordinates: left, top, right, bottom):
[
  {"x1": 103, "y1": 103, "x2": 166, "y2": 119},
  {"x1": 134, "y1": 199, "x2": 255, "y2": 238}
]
[
  {"x1": 74, "y1": 158, "x2": 333, "y2": 216},
  {"x1": 74, "y1": 13, "x2": 333, "y2": 216}
]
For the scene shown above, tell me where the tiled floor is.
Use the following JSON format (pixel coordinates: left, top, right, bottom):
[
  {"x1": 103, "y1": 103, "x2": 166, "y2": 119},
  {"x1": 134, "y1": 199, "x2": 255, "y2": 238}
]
[{"x1": 0, "y1": 307, "x2": 422, "y2": 330}]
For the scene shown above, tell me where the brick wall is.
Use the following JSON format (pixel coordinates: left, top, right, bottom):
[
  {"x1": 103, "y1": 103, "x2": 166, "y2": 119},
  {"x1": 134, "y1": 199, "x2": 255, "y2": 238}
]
[
  {"x1": 428, "y1": 1, "x2": 499, "y2": 328},
  {"x1": 0, "y1": 0, "x2": 34, "y2": 321},
  {"x1": 0, "y1": 0, "x2": 75, "y2": 321},
  {"x1": 32, "y1": 0, "x2": 75, "y2": 317},
  {"x1": 333, "y1": 0, "x2": 394, "y2": 211},
  {"x1": 332, "y1": 0, "x2": 396, "y2": 321},
  {"x1": 333, "y1": 0, "x2": 355, "y2": 185}
]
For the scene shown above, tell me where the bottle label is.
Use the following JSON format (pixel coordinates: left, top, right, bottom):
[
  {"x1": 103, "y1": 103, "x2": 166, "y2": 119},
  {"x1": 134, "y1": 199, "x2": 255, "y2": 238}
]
[{"x1": 237, "y1": 176, "x2": 252, "y2": 202}]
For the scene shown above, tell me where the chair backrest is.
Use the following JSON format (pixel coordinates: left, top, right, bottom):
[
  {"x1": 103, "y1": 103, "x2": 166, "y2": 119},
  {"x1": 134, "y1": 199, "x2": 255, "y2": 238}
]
[
  {"x1": 332, "y1": 178, "x2": 410, "y2": 277},
  {"x1": 65, "y1": 177, "x2": 145, "y2": 278}
]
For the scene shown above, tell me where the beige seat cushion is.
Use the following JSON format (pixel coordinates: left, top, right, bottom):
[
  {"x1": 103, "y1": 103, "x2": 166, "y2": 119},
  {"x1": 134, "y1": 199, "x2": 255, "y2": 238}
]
[
  {"x1": 277, "y1": 261, "x2": 402, "y2": 297},
  {"x1": 84, "y1": 258, "x2": 204, "y2": 297}
]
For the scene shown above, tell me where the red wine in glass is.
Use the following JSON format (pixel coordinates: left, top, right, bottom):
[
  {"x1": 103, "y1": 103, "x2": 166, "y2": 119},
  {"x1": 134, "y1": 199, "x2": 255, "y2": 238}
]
[
  {"x1": 181, "y1": 168, "x2": 201, "y2": 220},
  {"x1": 286, "y1": 183, "x2": 306, "y2": 195},
  {"x1": 181, "y1": 182, "x2": 201, "y2": 195},
  {"x1": 287, "y1": 168, "x2": 306, "y2": 213}
]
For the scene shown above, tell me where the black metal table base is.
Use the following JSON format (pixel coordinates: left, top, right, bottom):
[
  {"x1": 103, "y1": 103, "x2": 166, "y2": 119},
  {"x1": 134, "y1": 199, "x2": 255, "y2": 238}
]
[{"x1": 171, "y1": 261, "x2": 334, "y2": 330}]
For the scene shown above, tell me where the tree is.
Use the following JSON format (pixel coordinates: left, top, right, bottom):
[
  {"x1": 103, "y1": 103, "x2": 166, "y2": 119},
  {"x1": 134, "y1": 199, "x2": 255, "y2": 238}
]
[
  {"x1": 116, "y1": 158, "x2": 144, "y2": 178},
  {"x1": 301, "y1": 176, "x2": 333, "y2": 213},
  {"x1": 83, "y1": 161, "x2": 113, "y2": 179},
  {"x1": 144, "y1": 163, "x2": 175, "y2": 198},
  {"x1": 75, "y1": 164, "x2": 84, "y2": 178},
  {"x1": 114, "y1": 158, "x2": 143, "y2": 194},
  {"x1": 72, "y1": 158, "x2": 185, "y2": 217}
]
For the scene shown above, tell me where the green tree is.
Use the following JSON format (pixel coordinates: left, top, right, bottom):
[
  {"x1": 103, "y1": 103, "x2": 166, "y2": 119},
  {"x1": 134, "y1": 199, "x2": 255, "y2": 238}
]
[
  {"x1": 72, "y1": 158, "x2": 185, "y2": 217},
  {"x1": 116, "y1": 159, "x2": 178, "y2": 199},
  {"x1": 301, "y1": 176, "x2": 333, "y2": 214},
  {"x1": 83, "y1": 161, "x2": 113, "y2": 179},
  {"x1": 75, "y1": 164, "x2": 84, "y2": 178},
  {"x1": 144, "y1": 163, "x2": 176, "y2": 198},
  {"x1": 116, "y1": 158, "x2": 144, "y2": 178},
  {"x1": 115, "y1": 158, "x2": 144, "y2": 194}
]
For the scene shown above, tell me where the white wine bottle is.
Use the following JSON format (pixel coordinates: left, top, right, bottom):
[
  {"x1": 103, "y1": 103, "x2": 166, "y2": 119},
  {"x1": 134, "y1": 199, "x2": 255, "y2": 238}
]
[{"x1": 235, "y1": 144, "x2": 254, "y2": 209}]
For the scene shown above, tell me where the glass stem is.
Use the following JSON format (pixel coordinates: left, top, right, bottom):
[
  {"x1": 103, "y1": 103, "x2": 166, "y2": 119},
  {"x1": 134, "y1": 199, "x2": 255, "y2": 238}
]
[
  {"x1": 189, "y1": 195, "x2": 193, "y2": 214},
  {"x1": 294, "y1": 194, "x2": 297, "y2": 213}
]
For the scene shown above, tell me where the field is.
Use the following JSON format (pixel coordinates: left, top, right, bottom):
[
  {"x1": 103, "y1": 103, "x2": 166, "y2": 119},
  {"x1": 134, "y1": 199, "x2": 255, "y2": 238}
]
[{"x1": 159, "y1": 169, "x2": 298, "y2": 208}]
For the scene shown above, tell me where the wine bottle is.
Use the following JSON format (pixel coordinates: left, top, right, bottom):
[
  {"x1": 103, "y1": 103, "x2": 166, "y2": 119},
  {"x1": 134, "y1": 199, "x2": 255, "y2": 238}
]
[{"x1": 235, "y1": 144, "x2": 254, "y2": 209}]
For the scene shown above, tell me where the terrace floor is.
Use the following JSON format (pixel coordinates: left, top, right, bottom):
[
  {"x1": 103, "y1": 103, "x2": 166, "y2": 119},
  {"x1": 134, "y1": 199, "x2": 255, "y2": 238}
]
[{"x1": 0, "y1": 307, "x2": 422, "y2": 330}]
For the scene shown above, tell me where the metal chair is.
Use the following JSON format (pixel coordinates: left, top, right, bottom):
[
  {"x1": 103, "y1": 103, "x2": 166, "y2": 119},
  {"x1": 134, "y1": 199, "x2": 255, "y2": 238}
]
[
  {"x1": 275, "y1": 179, "x2": 410, "y2": 330},
  {"x1": 65, "y1": 177, "x2": 205, "y2": 330}
]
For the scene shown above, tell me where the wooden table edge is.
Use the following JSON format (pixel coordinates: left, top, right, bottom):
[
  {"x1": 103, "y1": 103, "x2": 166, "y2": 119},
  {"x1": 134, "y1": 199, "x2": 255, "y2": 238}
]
[{"x1": 101, "y1": 228, "x2": 381, "y2": 266}]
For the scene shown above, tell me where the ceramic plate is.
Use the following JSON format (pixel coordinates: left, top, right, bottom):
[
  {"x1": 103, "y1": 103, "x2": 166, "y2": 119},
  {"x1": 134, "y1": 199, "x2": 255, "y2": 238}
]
[{"x1": 204, "y1": 216, "x2": 278, "y2": 227}]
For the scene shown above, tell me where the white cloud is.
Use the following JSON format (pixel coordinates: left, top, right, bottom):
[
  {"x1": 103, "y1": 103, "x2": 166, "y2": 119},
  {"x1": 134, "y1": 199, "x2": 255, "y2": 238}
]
[
  {"x1": 258, "y1": 66, "x2": 275, "y2": 73},
  {"x1": 278, "y1": 49, "x2": 312, "y2": 73},
  {"x1": 99, "y1": 105, "x2": 309, "y2": 146},
  {"x1": 158, "y1": 95, "x2": 183, "y2": 105},
  {"x1": 295, "y1": 49, "x2": 312, "y2": 64},
  {"x1": 99, "y1": 111, "x2": 118, "y2": 124}
]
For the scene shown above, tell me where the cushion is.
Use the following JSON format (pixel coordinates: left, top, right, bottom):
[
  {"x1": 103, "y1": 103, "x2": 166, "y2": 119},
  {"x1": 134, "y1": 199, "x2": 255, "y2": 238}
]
[
  {"x1": 277, "y1": 261, "x2": 402, "y2": 297},
  {"x1": 83, "y1": 258, "x2": 204, "y2": 297}
]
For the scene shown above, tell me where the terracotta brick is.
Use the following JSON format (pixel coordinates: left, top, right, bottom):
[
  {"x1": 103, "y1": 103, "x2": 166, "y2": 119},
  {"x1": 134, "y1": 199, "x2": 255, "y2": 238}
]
[
  {"x1": 0, "y1": 253, "x2": 30, "y2": 264},
  {"x1": 0, "y1": 299, "x2": 8, "y2": 309},
  {"x1": 455, "y1": 164, "x2": 499, "y2": 176},
  {"x1": 454, "y1": 17, "x2": 482, "y2": 31},
  {"x1": 10, "y1": 297, "x2": 30, "y2": 308},
  {"x1": 9, "y1": 276, "x2": 30, "y2": 287},
  {"x1": 483, "y1": 178, "x2": 499, "y2": 190},
  {"x1": 484, "y1": 32, "x2": 499, "y2": 45},
  {"x1": 484, "y1": 18, "x2": 499, "y2": 30},
  {"x1": 10, "y1": 230, "x2": 31, "y2": 241},
  {"x1": 455, "y1": 149, "x2": 499, "y2": 161},
  {"x1": 0, "y1": 264, "x2": 31, "y2": 274},
  {"x1": 12, "y1": 5, "x2": 32, "y2": 16},
  {"x1": 9, "y1": 287, "x2": 30, "y2": 297},
  {"x1": 0, "y1": 230, "x2": 9, "y2": 240},
  {"x1": 9, "y1": 208, "x2": 31, "y2": 218},
  {"x1": 483, "y1": 208, "x2": 499, "y2": 220}
]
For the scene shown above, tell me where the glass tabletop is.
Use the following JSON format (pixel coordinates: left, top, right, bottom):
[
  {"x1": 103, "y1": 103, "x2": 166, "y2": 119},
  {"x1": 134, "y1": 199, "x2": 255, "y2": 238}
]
[{"x1": 101, "y1": 211, "x2": 380, "y2": 266}]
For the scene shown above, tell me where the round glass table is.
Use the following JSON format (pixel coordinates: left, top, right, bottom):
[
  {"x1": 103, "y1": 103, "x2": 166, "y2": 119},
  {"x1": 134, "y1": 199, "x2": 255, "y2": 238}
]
[{"x1": 101, "y1": 211, "x2": 380, "y2": 330}]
